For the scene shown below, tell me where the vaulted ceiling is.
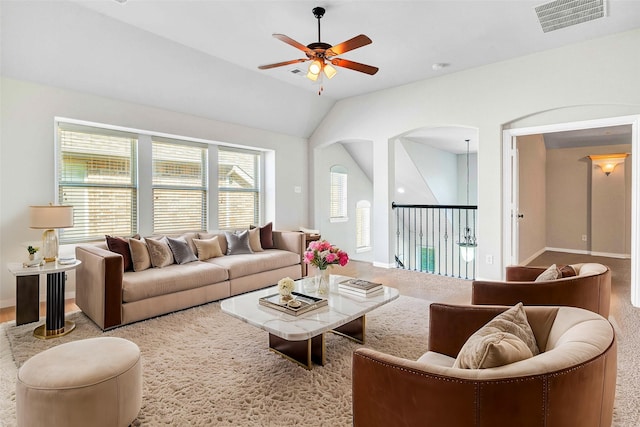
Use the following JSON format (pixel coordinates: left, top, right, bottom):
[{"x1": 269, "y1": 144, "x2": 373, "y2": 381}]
[{"x1": 3, "y1": 1, "x2": 640, "y2": 138}]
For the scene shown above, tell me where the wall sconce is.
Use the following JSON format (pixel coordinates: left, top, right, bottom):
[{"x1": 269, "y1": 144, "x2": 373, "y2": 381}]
[{"x1": 589, "y1": 154, "x2": 628, "y2": 176}]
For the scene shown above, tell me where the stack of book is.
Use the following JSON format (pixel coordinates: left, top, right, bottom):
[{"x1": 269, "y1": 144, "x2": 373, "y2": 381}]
[{"x1": 338, "y1": 279, "x2": 383, "y2": 297}]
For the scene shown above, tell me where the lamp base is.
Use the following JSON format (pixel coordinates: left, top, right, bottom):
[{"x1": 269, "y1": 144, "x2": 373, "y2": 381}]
[{"x1": 41, "y1": 229, "x2": 59, "y2": 263}]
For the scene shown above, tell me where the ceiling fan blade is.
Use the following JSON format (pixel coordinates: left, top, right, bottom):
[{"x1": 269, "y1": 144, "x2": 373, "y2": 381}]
[
  {"x1": 326, "y1": 34, "x2": 372, "y2": 57},
  {"x1": 330, "y1": 58, "x2": 379, "y2": 75},
  {"x1": 272, "y1": 34, "x2": 314, "y2": 56},
  {"x1": 258, "y1": 58, "x2": 309, "y2": 70}
]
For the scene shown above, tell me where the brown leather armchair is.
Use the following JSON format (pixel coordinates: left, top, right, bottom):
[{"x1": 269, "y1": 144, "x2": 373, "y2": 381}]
[
  {"x1": 352, "y1": 303, "x2": 616, "y2": 427},
  {"x1": 472, "y1": 263, "x2": 611, "y2": 317}
]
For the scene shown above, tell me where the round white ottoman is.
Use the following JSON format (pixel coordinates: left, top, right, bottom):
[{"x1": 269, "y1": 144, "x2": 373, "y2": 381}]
[{"x1": 16, "y1": 337, "x2": 142, "y2": 427}]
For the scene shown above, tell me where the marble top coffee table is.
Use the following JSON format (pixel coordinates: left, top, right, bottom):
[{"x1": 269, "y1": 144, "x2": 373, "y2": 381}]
[{"x1": 220, "y1": 274, "x2": 399, "y2": 369}]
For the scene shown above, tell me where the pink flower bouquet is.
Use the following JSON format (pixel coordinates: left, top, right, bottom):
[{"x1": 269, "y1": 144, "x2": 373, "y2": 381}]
[{"x1": 304, "y1": 240, "x2": 349, "y2": 270}]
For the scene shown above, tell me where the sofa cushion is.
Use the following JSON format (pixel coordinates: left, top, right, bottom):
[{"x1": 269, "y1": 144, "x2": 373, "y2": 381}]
[
  {"x1": 106, "y1": 235, "x2": 134, "y2": 272},
  {"x1": 453, "y1": 303, "x2": 539, "y2": 369},
  {"x1": 129, "y1": 238, "x2": 151, "y2": 272},
  {"x1": 167, "y1": 236, "x2": 198, "y2": 265},
  {"x1": 198, "y1": 232, "x2": 228, "y2": 254},
  {"x1": 225, "y1": 230, "x2": 253, "y2": 255},
  {"x1": 559, "y1": 264, "x2": 577, "y2": 277},
  {"x1": 248, "y1": 227, "x2": 264, "y2": 252},
  {"x1": 206, "y1": 249, "x2": 300, "y2": 279},
  {"x1": 122, "y1": 262, "x2": 229, "y2": 303},
  {"x1": 535, "y1": 264, "x2": 560, "y2": 282},
  {"x1": 251, "y1": 222, "x2": 274, "y2": 249},
  {"x1": 193, "y1": 236, "x2": 224, "y2": 260},
  {"x1": 147, "y1": 236, "x2": 175, "y2": 268}
]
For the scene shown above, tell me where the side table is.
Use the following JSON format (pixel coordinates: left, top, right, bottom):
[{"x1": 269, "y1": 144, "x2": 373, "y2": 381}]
[{"x1": 7, "y1": 260, "x2": 81, "y2": 339}]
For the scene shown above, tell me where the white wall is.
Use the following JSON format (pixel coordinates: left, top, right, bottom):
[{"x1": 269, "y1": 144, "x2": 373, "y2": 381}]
[
  {"x1": 313, "y1": 142, "x2": 374, "y2": 263},
  {"x1": 310, "y1": 28, "x2": 640, "y2": 279},
  {"x1": 0, "y1": 77, "x2": 308, "y2": 307},
  {"x1": 401, "y1": 140, "x2": 459, "y2": 205}
]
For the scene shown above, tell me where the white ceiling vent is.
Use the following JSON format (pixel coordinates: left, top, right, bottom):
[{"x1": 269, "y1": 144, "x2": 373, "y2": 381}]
[
  {"x1": 290, "y1": 68, "x2": 304, "y2": 75},
  {"x1": 535, "y1": 0, "x2": 607, "y2": 33}
]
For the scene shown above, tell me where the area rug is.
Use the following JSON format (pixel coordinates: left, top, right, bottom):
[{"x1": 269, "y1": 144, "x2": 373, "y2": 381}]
[
  {"x1": 0, "y1": 296, "x2": 431, "y2": 427},
  {"x1": 2, "y1": 291, "x2": 639, "y2": 427}
]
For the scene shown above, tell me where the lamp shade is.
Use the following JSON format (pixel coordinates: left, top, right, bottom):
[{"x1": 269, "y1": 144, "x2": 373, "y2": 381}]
[{"x1": 29, "y1": 205, "x2": 74, "y2": 229}]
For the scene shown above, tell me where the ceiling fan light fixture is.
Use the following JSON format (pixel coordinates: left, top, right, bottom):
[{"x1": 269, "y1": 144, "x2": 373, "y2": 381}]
[
  {"x1": 309, "y1": 59, "x2": 322, "y2": 75},
  {"x1": 323, "y1": 63, "x2": 337, "y2": 79},
  {"x1": 306, "y1": 70, "x2": 319, "y2": 81}
]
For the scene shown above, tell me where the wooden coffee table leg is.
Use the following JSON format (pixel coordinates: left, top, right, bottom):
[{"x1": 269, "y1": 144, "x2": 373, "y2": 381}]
[
  {"x1": 331, "y1": 315, "x2": 366, "y2": 344},
  {"x1": 268, "y1": 333, "x2": 326, "y2": 369}
]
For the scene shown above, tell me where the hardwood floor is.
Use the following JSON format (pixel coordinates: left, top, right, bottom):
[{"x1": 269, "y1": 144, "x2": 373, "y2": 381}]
[{"x1": 0, "y1": 300, "x2": 79, "y2": 324}]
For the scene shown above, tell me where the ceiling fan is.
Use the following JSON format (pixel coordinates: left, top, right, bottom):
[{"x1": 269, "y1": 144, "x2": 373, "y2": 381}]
[{"x1": 258, "y1": 6, "x2": 379, "y2": 94}]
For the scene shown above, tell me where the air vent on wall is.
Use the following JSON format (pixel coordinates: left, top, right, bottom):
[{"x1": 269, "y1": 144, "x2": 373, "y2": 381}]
[{"x1": 535, "y1": 0, "x2": 607, "y2": 33}]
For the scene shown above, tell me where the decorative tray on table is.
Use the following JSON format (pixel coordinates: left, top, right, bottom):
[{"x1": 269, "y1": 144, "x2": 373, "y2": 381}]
[{"x1": 259, "y1": 291, "x2": 328, "y2": 316}]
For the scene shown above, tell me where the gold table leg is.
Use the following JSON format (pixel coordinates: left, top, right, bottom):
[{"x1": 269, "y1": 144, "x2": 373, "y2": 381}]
[
  {"x1": 268, "y1": 333, "x2": 326, "y2": 370},
  {"x1": 330, "y1": 315, "x2": 366, "y2": 344}
]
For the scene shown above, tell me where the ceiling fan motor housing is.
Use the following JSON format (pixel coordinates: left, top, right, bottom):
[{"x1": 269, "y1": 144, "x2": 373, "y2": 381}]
[{"x1": 312, "y1": 7, "x2": 326, "y2": 19}]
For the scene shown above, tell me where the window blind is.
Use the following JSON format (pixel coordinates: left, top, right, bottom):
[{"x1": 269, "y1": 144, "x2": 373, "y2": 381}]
[
  {"x1": 330, "y1": 166, "x2": 348, "y2": 220},
  {"x1": 57, "y1": 125, "x2": 137, "y2": 243},
  {"x1": 356, "y1": 201, "x2": 371, "y2": 248},
  {"x1": 218, "y1": 147, "x2": 260, "y2": 229},
  {"x1": 152, "y1": 140, "x2": 207, "y2": 233}
]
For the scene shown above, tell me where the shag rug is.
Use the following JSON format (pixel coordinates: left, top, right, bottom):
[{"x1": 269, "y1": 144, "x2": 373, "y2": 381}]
[
  {"x1": 1, "y1": 279, "x2": 639, "y2": 426},
  {"x1": 0, "y1": 296, "x2": 431, "y2": 426}
]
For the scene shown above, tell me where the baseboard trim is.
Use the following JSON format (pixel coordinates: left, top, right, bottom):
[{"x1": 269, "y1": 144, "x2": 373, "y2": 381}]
[
  {"x1": 520, "y1": 248, "x2": 547, "y2": 266},
  {"x1": 373, "y1": 261, "x2": 396, "y2": 269}
]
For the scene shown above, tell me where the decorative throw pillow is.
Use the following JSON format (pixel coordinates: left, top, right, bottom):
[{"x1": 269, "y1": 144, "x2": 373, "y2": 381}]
[
  {"x1": 453, "y1": 303, "x2": 539, "y2": 369},
  {"x1": 129, "y1": 238, "x2": 151, "y2": 272},
  {"x1": 248, "y1": 227, "x2": 264, "y2": 252},
  {"x1": 559, "y1": 264, "x2": 577, "y2": 278},
  {"x1": 167, "y1": 236, "x2": 198, "y2": 265},
  {"x1": 225, "y1": 230, "x2": 253, "y2": 255},
  {"x1": 535, "y1": 264, "x2": 560, "y2": 282},
  {"x1": 146, "y1": 236, "x2": 175, "y2": 268},
  {"x1": 250, "y1": 222, "x2": 274, "y2": 249},
  {"x1": 106, "y1": 235, "x2": 133, "y2": 272},
  {"x1": 176, "y1": 232, "x2": 198, "y2": 256},
  {"x1": 193, "y1": 236, "x2": 224, "y2": 261}
]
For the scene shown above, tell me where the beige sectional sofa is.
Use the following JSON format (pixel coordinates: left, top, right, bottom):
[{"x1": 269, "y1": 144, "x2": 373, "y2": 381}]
[{"x1": 75, "y1": 230, "x2": 305, "y2": 330}]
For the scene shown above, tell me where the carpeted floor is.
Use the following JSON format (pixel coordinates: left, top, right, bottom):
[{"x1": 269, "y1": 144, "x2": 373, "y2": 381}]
[
  {"x1": 1, "y1": 254, "x2": 639, "y2": 426},
  {"x1": 1, "y1": 295, "x2": 433, "y2": 426}
]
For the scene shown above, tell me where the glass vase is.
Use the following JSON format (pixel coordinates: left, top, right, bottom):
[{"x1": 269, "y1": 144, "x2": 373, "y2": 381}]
[{"x1": 316, "y1": 267, "x2": 330, "y2": 295}]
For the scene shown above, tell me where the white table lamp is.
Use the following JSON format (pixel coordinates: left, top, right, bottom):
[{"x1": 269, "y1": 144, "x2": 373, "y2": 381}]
[{"x1": 29, "y1": 204, "x2": 74, "y2": 262}]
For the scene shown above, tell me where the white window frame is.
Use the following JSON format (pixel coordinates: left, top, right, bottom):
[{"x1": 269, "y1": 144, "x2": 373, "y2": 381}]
[
  {"x1": 217, "y1": 146, "x2": 262, "y2": 229},
  {"x1": 151, "y1": 138, "x2": 208, "y2": 234},
  {"x1": 330, "y1": 165, "x2": 348, "y2": 222},
  {"x1": 56, "y1": 121, "x2": 138, "y2": 243}
]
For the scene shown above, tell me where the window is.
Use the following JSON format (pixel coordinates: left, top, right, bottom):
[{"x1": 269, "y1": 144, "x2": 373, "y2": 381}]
[
  {"x1": 356, "y1": 200, "x2": 371, "y2": 251},
  {"x1": 218, "y1": 147, "x2": 261, "y2": 229},
  {"x1": 57, "y1": 124, "x2": 137, "y2": 243},
  {"x1": 152, "y1": 139, "x2": 207, "y2": 233},
  {"x1": 330, "y1": 165, "x2": 348, "y2": 221}
]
